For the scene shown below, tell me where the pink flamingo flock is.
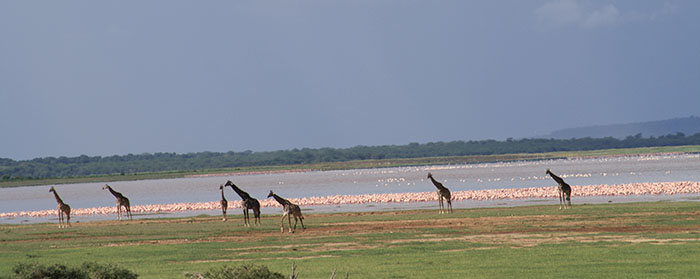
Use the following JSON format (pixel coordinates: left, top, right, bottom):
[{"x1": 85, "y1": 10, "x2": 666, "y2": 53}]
[{"x1": 2, "y1": 181, "x2": 699, "y2": 219}]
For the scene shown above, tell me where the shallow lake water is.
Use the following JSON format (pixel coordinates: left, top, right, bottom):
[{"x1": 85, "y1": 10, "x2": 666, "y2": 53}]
[{"x1": 2, "y1": 153, "x2": 700, "y2": 224}]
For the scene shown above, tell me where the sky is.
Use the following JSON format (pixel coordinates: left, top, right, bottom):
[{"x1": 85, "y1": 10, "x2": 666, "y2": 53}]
[{"x1": 1, "y1": 1, "x2": 699, "y2": 160}]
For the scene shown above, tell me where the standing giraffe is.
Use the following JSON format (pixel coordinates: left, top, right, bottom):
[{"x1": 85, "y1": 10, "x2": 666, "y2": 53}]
[
  {"x1": 224, "y1": 180, "x2": 261, "y2": 226},
  {"x1": 427, "y1": 172, "x2": 453, "y2": 214},
  {"x1": 49, "y1": 186, "x2": 71, "y2": 228},
  {"x1": 267, "y1": 190, "x2": 305, "y2": 233},
  {"x1": 546, "y1": 169, "x2": 572, "y2": 209},
  {"x1": 219, "y1": 184, "x2": 228, "y2": 221},
  {"x1": 102, "y1": 184, "x2": 132, "y2": 220}
]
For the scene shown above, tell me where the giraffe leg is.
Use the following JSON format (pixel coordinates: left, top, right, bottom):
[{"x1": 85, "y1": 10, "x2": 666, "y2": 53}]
[
  {"x1": 288, "y1": 213, "x2": 293, "y2": 233},
  {"x1": 280, "y1": 213, "x2": 287, "y2": 232},
  {"x1": 57, "y1": 210, "x2": 63, "y2": 228},
  {"x1": 243, "y1": 208, "x2": 249, "y2": 227},
  {"x1": 127, "y1": 206, "x2": 132, "y2": 220},
  {"x1": 292, "y1": 216, "x2": 298, "y2": 232},
  {"x1": 299, "y1": 215, "x2": 305, "y2": 230},
  {"x1": 66, "y1": 211, "x2": 71, "y2": 227},
  {"x1": 254, "y1": 208, "x2": 261, "y2": 226},
  {"x1": 447, "y1": 199, "x2": 453, "y2": 213},
  {"x1": 559, "y1": 189, "x2": 564, "y2": 209}
]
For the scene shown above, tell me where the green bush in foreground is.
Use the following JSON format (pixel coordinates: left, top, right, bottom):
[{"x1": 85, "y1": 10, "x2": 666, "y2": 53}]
[
  {"x1": 5, "y1": 262, "x2": 137, "y2": 279},
  {"x1": 185, "y1": 264, "x2": 285, "y2": 279}
]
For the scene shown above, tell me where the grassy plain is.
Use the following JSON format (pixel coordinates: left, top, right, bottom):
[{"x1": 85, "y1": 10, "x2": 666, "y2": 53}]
[
  {"x1": 3, "y1": 145, "x2": 700, "y2": 188},
  {"x1": 2, "y1": 201, "x2": 700, "y2": 278}
]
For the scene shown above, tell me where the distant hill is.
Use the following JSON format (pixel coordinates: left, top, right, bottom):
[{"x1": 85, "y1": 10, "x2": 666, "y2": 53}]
[{"x1": 544, "y1": 116, "x2": 700, "y2": 139}]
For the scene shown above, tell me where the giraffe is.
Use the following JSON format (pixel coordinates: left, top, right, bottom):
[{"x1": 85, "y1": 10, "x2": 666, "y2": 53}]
[
  {"x1": 427, "y1": 172, "x2": 453, "y2": 214},
  {"x1": 267, "y1": 190, "x2": 305, "y2": 233},
  {"x1": 224, "y1": 180, "x2": 261, "y2": 226},
  {"x1": 219, "y1": 184, "x2": 228, "y2": 222},
  {"x1": 49, "y1": 186, "x2": 71, "y2": 228},
  {"x1": 546, "y1": 169, "x2": 572, "y2": 209},
  {"x1": 102, "y1": 184, "x2": 132, "y2": 220}
]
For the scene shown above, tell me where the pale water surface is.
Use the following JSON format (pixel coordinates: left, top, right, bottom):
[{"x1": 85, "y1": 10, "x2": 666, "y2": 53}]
[{"x1": 2, "y1": 153, "x2": 699, "y2": 224}]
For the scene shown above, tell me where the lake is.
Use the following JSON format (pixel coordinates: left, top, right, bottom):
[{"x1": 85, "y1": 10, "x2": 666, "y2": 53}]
[{"x1": 2, "y1": 153, "x2": 700, "y2": 224}]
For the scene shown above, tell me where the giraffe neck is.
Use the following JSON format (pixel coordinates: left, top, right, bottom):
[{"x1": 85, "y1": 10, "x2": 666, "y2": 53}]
[
  {"x1": 51, "y1": 191, "x2": 64, "y2": 205},
  {"x1": 271, "y1": 194, "x2": 289, "y2": 206},
  {"x1": 230, "y1": 185, "x2": 250, "y2": 200},
  {"x1": 548, "y1": 172, "x2": 565, "y2": 185},
  {"x1": 106, "y1": 186, "x2": 123, "y2": 198},
  {"x1": 429, "y1": 176, "x2": 445, "y2": 190}
]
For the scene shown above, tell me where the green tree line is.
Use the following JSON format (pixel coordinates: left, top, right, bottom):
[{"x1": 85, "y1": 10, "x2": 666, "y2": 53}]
[{"x1": 2, "y1": 132, "x2": 698, "y2": 180}]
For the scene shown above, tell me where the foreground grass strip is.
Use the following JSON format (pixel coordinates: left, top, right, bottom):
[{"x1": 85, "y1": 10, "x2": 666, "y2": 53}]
[{"x1": 1, "y1": 201, "x2": 700, "y2": 278}]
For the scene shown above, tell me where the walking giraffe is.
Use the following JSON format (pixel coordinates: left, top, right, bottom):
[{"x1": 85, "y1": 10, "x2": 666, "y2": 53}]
[
  {"x1": 49, "y1": 186, "x2": 71, "y2": 228},
  {"x1": 267, "y1": 190, "x2": 305, "y2": 233},
  {"x1": 102, "y1": 184, "x2": 132, "y2": 220},
  {"x1": 427, "y1": 172, "x2": 453, "y2": 214},
  {"x1": 224, "y1": 180, "x2": 261, "y2": 226},
  {"x1": 546, "y1": 169, "x2": 572, "y2": 209}
]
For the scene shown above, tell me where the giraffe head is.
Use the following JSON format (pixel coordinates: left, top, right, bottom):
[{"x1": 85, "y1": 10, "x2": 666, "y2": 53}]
[
  {"x1": 267, "y1": 190, "x2": 275, "y2": 198},
  {"x1": 49, "y1": 186, "x2": 55, "y2": 193},
  {"x1": 427, "y1": 172, "x2": 433, "y2": 179},
  {"x1": 102, "y1": 184, "x2": 110, "y2": 190},
  {"x1": 545, "y1": 169, "x2": 552, "y2": 175},
  {"x1": 219, "y1": 184, "x2": 224, "y2": 190},
  {"x1": 224, "y1": 180, "x2": 234, "y2": 187}
]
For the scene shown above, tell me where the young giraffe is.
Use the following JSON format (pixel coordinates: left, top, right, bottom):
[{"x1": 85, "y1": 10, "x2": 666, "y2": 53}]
[
  {"x1": 219, "y1": 184, "x2": 228, "y2": 222},
  {"x1": 102, "y1": 184, "x2": 132, "y2": 220},
  {"x1": 267, "y1": 190, "x2": 305, "y2": 233},
  {"x1": 427, "y1": 172, "x2": 453, "y2": 214},
  {"x1": 546, "y1": 169, "x2": 572, "y2": 209},
  {"x1": 225, "y1": 180, "x2": 261, "y2": 226},
  {"x1": 49, "y1": 186, "x2": 71, "y2": 228}
]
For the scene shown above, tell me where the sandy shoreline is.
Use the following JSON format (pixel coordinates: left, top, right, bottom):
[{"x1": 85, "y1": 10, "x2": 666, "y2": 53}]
[{"x1": 2, "y1": 181, "x2": 698, "y2": 219}]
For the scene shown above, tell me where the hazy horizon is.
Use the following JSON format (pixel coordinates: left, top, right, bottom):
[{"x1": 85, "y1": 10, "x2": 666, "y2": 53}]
[
  {"x1": 3, "y1": 115, "x2": 697, "y2": 161},
  {"x1": 2, "y1": 1, "x2": 699, "y2": 160}
]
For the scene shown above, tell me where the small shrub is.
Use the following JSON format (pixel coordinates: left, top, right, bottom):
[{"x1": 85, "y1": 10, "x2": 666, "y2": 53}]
[
  {"x1": 185, "y1": 264, "x2": 285, "y2": 279},
  {"x1": 80, "y1": 262, "x2": 138, "y2": 279},
  {"x1": 11, "y1": 263, "x2": 87, "y2": 279},
  {"x1": 8, "y1": 262, "x2": 137, "y2": 279}
]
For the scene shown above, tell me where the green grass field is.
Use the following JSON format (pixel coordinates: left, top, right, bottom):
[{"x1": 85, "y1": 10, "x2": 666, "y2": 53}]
[{"x1": 2, "y1": 201, "x2": 700, "y2": 278}]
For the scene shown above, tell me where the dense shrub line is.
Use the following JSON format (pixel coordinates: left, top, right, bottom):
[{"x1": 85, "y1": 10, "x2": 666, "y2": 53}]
[
  {"x1": 3, "y1": 262, "x2": 137, "y2": 279},
  {"x1": 2, "y1": 133, "x2": 699, "y2": 180},
  {"x1": 2, "y1": 262, "x2": 327, "y2": 279}
]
